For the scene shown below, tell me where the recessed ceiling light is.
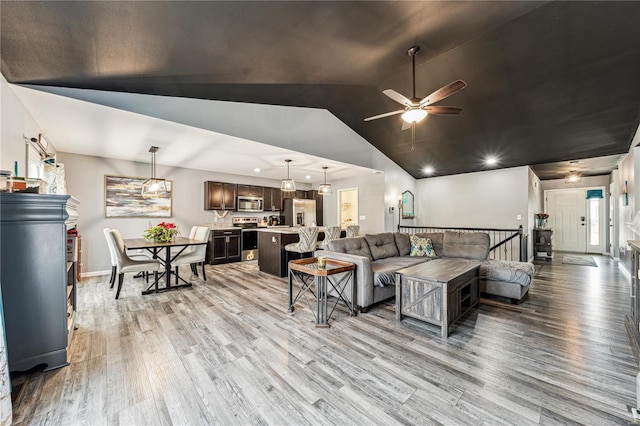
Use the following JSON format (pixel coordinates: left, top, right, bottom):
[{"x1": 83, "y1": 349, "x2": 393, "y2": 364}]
[
  {"x1": 423, "y1": 166, "x2": 434, "y2": 175},
  {"x1": 305, "y1": 175, "x2": 311, "y2": 180},
  {"x1": 254, "y1": 168, "x2": 261, "y2": 173},
  {"x1": 569, "y1": 160, "x2": 579, "y2": 166},
  {"x1": 486, "y1": 157, "x2": 498, "y2": 166}
]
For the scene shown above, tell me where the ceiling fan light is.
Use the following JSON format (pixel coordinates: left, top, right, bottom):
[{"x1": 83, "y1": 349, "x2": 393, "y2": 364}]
[{"x1": 401, "y1": 109, "x2": 427, "y2": 123}]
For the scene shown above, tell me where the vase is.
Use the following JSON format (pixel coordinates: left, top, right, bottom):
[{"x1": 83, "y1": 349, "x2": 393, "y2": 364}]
[{"x1": 537, "y1": 218, "x2": 547, "y2": 228}]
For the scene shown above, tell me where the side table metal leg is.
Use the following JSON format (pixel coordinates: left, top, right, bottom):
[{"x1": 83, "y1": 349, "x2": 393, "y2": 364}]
[
  {"x1": 316, "y1": 276, "x2": 329, "y2": 328},
  {"x1": 288, "y1": 269, "x2": 294, "y2": 313}
]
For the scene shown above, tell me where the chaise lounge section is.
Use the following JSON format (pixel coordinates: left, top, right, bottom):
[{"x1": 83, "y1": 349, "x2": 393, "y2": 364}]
[{"x1": 323, "y1": 231, "x2": 535, "y2": 312}]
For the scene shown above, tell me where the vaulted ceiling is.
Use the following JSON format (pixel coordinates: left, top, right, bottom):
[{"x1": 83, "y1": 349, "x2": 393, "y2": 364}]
[{"x1": 2, "y1": 1, "x2": 639, "y2": 179}]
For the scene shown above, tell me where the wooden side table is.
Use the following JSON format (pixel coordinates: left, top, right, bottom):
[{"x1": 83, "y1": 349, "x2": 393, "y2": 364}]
[{"x1": 288, "y1": 258, "x2": 356, "y2": 327}]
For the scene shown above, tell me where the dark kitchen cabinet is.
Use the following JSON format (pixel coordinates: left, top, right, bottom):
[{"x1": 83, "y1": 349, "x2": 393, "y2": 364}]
[
  {"x1": 263, "y1": 187, "x2": 283, "y2": 211},
  {"x1": 207, "y1": 229, "x2": 241, "y2": 264},
  {"x1": 237, "y1": 185, "x2": 264, "y2": 198},
  {"x1": 204, "y1": 181, "x2": 237, "y2": 211}
]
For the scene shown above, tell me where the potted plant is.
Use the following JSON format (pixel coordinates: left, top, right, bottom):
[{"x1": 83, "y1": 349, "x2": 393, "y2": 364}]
[{"x1": 143, "y1": 221, "x2": 178, "y2": 243}]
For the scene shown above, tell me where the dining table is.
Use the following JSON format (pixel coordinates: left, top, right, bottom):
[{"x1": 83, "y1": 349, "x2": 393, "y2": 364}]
[{"x1": 123, "y1": 236, "x2": 208, "y2": 295}]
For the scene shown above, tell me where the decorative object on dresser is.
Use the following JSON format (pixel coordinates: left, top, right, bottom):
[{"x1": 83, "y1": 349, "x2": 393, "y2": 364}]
[
  {"x1": 535, "y1": 212, "x2": 549, "y2": 229},
  {"x1": 105, "y1": 175, "x2": 172, "y2": 218},
  {"x1": 0, "y1": 193, "x2": 80, "y2": 372}
]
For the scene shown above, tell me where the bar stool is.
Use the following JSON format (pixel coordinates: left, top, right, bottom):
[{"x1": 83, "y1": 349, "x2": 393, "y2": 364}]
[
  {"x1": 317, "y1": 226, "x2": 341, "y2": 250},
  {"x1": 346, "y1": 225, "x2": 360, "y2": 238},
  {"x1": 284, "y1": 226, "x2": 319, "y2": 270}
]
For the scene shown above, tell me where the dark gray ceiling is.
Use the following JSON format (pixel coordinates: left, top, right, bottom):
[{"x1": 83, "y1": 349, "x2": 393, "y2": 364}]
[{"x1": 2, "y1": 1, "x2": 639, "y2": 180}]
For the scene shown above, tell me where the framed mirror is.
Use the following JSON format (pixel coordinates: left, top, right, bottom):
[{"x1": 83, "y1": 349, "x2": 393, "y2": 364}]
[{"x1": 401, "y1": 190, "x2": 414, "y2": 219}]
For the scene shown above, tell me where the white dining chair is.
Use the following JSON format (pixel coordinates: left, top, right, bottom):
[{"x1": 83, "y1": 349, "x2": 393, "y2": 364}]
[
  {"x1": 107, "y1": 229, "x2": 161, "y2": 299},
  {"x1": 173, "y1": 226, "x2": 211, "y2": 281}
]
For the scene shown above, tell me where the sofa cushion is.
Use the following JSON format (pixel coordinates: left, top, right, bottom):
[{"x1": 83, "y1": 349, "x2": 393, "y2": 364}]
[
  {"x1": 442, "y1": 231, "x2": 490, "y2": 260},
  {"x1": 481, "y1": 260, "x2": 535, "y2": 286},
  {"x1": 327, "y1": 237, "x2": 373, "y2": 260},
  {"x1": 370, "y1": 257, "x2": 426, "y2": 287},
  {"x1": 409, "y1": 235, "x2": 437, "y2": 257},
  {"x1": 364, "y1": 233, "x2": 399, "y2": 260},
  {"x1": 415, "y1": 232, "x2": 444, "y2": 256},
  {"x1": 394, "y1": 232, "x2": 411, "y2": 256}
]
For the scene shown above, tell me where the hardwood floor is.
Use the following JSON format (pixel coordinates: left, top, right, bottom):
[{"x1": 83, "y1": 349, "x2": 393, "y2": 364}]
[{"x1": 10, "y1": 254, "x2": 637, "y2": 425}]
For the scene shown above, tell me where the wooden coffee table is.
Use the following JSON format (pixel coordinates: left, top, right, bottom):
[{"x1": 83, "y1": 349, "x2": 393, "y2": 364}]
[
  {"x1": 395, "y1": 258, "x2": 481, "y2": 337},
  {"x1": 288, "y1": 257, "x2": 356, "y2": 327}
]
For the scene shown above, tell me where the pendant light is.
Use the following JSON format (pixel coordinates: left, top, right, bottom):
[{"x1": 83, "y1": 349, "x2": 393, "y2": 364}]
[
  {"x1": 280, "y1": 159, "x2": 296, "y2": 192},
  {"x1": 318, "y1": 166, "x2": 332, "y2": 195},
  {"x1": 141, "y1": 146, "x2": 168, "y2": 196}
]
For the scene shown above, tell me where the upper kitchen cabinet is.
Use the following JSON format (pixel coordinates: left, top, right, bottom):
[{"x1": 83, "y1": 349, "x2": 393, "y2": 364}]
[
  {"x1": 204, "y1": 181, "x2": 237, "y2": 210},
  {"x1": 263, "y1": 187, "x2": 282, "y2": 212},
  {"x1": 237, "y1": 185, "x2": 264, "y2": 198}
]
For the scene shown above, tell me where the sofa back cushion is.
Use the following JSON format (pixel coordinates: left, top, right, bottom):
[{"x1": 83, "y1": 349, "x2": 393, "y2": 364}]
[
  {"x1": 364, "y1": 233, "x2": 400, "y2": 260},
  {"x1": 415, "y1": 232, "x2": 444, "y2": 255},
  {"x1": 394, "y1": 233, "x2": 411, "y2": 256},
  {"x1": 442, "y1": 231, "x2": 490, "y2": 260},
  {"x1": 327, "y1": 236, "x2": 373, "y2": 260}
]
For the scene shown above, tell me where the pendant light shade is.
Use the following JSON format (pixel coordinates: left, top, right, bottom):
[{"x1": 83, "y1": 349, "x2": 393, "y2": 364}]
[
  {"x1": 141, "y1": 146, "x2": 168, "y2": 196},
  {"x1": 281, "y1": 159, "x2": 296, "y2": 192},
  {"x1": 318, "y1": 166, "x2": 332, "y2": 195}
]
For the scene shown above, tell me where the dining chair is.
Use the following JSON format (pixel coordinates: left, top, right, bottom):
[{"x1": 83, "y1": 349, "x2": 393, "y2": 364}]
[
  {"x1": 173, "y1": 226, "x2": 211, "y2": 281},
  {"x1": 107, "y1": 229, "x2": 161, "y2": 299},
  {"x1": 317, "y1": 226, "x2": 341, "y2": 250},
  {"x1": 284, "y1": 227, "x2": 319, "y2": 271},
  {"x1": 346, "y1": 225, "x2": 360, "y2": 238},
  {"x1": 104, "y1": 228, "x2": 154, "y2": 287}
]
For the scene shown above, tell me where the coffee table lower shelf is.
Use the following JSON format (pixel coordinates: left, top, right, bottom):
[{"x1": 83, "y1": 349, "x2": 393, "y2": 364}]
[{"x1": 395, "y1": 258, "x2": 481, "y2": 337}]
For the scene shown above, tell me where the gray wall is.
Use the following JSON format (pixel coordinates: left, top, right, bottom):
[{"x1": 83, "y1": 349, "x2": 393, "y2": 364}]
[
  {"x1": 57, "y1": 152, "x2": 303, "y2": 275},
  {"x1": 416, "y1": 166, "x2": 530, "y2": 229}
]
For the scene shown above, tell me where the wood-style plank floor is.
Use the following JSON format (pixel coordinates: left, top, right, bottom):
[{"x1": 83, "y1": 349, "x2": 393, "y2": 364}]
[{"x1": 11, "y1": 253, "x2": 637, "y2": 425}]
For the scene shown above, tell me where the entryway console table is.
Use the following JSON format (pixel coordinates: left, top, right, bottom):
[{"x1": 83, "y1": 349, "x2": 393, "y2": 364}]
[
  {"x1": 533, "y1": 228, "x2": 554, "y2": 261},
  {"x1": 396, "y1": 258, "x2": 481, "y2": 337}
]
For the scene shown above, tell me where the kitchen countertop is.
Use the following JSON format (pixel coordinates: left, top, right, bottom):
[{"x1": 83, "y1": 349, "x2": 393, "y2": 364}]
[{"x1": 257, "y1": 227, "x2": 299, "y2": 234}]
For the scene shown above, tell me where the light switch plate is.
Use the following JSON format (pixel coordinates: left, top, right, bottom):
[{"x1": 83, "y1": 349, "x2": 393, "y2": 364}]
[{"x1": 359, "y1": 215, "x2": 366, "y2": 220}]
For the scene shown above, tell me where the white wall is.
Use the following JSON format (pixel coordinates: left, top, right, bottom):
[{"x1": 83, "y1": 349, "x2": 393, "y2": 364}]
[
  {"x1": 416, "y1": 166, "x2": 530, "y2": 229},
  {"x1": 0, "y1": 75, "x2": 53, "y2": 175}
]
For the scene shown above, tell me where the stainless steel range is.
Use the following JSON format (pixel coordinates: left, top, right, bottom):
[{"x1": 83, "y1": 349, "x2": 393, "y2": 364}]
[{"x1": 233, "y1": 217, "x2": 259, "y2": 261}]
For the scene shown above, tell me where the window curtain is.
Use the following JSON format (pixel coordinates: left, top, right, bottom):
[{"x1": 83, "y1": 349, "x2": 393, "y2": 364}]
[{"x1": 586, "y1": 189, "x2": 604, "y2": 199}]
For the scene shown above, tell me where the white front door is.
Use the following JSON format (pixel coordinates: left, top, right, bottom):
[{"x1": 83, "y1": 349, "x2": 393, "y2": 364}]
[{"x1": 545, "y1": 189, "x2": 586, "y2": 253}]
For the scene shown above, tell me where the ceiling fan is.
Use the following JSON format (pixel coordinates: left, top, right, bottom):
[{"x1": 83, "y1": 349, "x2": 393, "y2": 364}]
[{"x1": 364, "y1": 45, "x2": 466, "y2": 149}]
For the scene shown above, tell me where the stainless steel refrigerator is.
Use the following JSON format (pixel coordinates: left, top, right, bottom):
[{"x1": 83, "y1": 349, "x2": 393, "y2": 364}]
[{"x1": 283, "y1": 198, "x2": 316, "y2": 227}]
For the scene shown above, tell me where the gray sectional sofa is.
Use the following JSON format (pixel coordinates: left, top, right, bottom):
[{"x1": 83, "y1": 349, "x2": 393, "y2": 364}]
[{"x1": 322, "y1": 231, "x2": 535, "y2": 312}]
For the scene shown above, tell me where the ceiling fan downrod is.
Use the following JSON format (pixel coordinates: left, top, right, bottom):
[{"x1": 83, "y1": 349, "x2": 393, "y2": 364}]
[{"x1": 407, "y1": 45, "x2": 420, "y2": 101}]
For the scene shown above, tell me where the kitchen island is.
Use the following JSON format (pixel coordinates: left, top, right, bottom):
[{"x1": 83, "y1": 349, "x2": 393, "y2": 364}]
[{"x1": 258, "y1": 228, "x2": 300, "y2": 277}]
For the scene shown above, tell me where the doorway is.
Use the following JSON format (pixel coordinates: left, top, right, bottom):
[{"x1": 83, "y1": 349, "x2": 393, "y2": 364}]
[
  {"x1": 338, "y1": 188, "x2": 358, "y2": 229},
  {"x1": 545, "y1": 187, "x2": 606, "y2": 254}
]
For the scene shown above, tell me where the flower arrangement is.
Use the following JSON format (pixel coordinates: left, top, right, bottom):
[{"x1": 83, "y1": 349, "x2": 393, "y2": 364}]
[
  {"x1": 536, "y1": 213, "x2": 549, "y2": 219},
  {"x1": 143, "y1": 221, "x2": 178, "y2": 243}
]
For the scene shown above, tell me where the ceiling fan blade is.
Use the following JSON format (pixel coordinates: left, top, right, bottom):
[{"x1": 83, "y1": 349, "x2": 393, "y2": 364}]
[
  {"x1": 364, "y1": 109, "x2": 404, "y2": 122},
  {"x1": 425, "y1": 105, "x2": 463, "y2": 115},
  {"x1": 401, "y1": 120, "x2": 412, "y2": 131},
  {"x1": 383, "y1": 89, "x2": 414, "y2": 107},
  {"x1": 419, "y1": 80, "x2": 467, "y2": 107}
]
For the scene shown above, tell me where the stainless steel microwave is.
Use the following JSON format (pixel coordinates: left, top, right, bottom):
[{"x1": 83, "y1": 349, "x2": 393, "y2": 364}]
[{"x1": 237, "y1": 196, "x2": 264, "y2": 212}]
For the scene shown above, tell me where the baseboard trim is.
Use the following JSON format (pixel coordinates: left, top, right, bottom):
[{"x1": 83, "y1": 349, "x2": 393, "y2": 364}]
[{"x1": 81, "y1": 270, "x2": 110, "y2": 278}]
